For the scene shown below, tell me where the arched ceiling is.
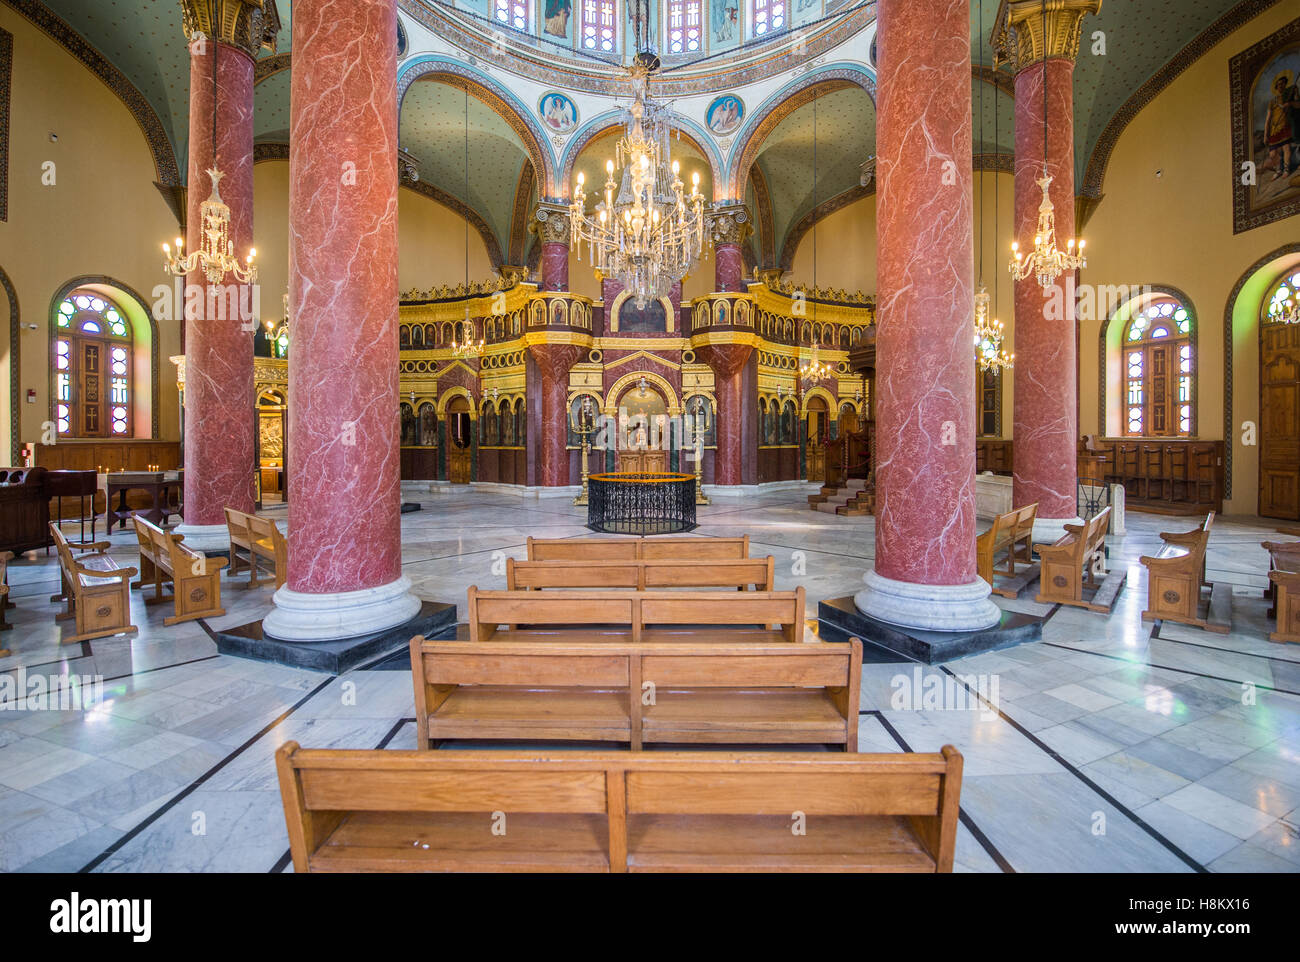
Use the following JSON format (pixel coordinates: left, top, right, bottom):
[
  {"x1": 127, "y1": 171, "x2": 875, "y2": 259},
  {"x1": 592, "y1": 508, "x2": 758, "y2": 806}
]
[
  {"x1": 398, "y1": 78, "x2": 533, "y2": 254},
  {"x1": 753, "y1": 86, "x2": 873, "y2": 258},
  {"x1": 18, "y1": 0, "x2": 1277, "y2": 205}
]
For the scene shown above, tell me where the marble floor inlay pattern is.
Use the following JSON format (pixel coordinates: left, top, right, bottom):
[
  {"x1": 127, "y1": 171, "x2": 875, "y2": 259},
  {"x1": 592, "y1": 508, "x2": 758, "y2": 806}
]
[{"x1": 1, "y1": 490, "x2": 1297, "y2": 872}]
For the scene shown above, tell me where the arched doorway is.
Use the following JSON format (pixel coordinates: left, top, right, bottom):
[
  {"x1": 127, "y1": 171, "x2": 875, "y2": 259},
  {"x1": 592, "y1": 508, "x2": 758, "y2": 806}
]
[
  {"x1": 446, "y1": 395, "x2": 473, "y2": 484},
  {"x1": 805, "y1": 395, "x2": 829, "y2": 482},
  {"x1": 256, "y1": 388, "x2": 286, "y2": 507},
  {"x1": 616, "y1": 380, "x2": 669, "y2": 473},
  {"x1": 1261, "y1": 267, "x2": 1300, "y2": 520}
]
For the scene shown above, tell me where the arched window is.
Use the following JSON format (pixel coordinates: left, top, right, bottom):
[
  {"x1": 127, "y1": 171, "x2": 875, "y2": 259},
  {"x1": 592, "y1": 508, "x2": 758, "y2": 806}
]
[
  {"x1": 666, "y1": 0, "x2": 702, "y2": 53},
  {"x1": 55, "y1": 291, "x2": 133, "y2": 437},
  {"x1": 580, "y1": 0, "x2": 617, "y2": 51},
  {"x1": 752, "y1": 0, "x2": 785, "y2": 37},
  {"x1": 1122, "y1": 298, "x2": 1194, "y2": 437},
  {"x1": 1264, "y1": 268, "x2": 1300, "y2": 325}
]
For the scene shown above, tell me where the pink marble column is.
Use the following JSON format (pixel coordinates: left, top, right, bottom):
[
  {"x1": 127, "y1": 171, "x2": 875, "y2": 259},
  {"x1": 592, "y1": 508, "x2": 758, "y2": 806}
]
[
  {"x1": 715, "y1": 244, "x2": 744, "y2": 293},
  {"x1": 541, "y1": 242, "x2": 569, "y2": 292},
  {"x1": 854, "y1": 0, "x2": 998, "y2": 631},
  {"x1": 697, "y1": 343, "x2": 753, "y2": 486},
  {"x1": 1012, "y1": 57, "x2": 1080, "y2": 532},
  {"x1": 529, "y1": 343, "x2": 585, "y2": 486},
  {"x1": 179, "y1": 39, "x2": 255, "y2": 533},
  {"x1": 263, "y1": 0, "x2": 419, "y2": 641}
]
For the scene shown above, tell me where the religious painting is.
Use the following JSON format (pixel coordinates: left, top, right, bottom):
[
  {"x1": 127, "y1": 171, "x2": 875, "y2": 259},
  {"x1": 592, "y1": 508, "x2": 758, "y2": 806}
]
[
  {"x1": 418, "y1": 402, "x2": 438, "y2": 446},
  {"x1": 706, "y1": 94, "x2": 744, "y2": 136},
  {"x1": 543, "y1": 0, "x2": 572, "y2": 40},
  {"x1": 711, "y1": 1, "x2": 739, "y2": 48},
  {"x1": 1230, "y1": 16, "x2": 1300, "y2": 233},
  {"x1": 614, "y1": 296, "x2": 668, "y2": 333},
  {"x1": 618, "y1": 384, "x2": 668, "y2": 450},
  {"x1": 539, "y1": 91, "x2": 578, "y2": 134}
]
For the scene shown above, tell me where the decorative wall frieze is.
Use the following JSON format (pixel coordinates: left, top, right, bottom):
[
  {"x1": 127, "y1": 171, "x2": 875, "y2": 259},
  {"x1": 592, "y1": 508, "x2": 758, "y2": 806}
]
[
  {"x1": 991, "y1": 0, "x2": 1102, "y2": 73},
  {"x1": 179, "y1": 0, "x2": 280, "y2": 60}
]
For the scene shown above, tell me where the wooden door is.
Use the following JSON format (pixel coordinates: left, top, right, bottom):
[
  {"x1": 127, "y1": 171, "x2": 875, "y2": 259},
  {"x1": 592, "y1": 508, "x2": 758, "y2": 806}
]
[
  {"x1": 805, "y1": 399, "x2": 828, "y2": 482},
  {"x1": 1261, "y1": 323, "x2": 1300, "y2": 520}
]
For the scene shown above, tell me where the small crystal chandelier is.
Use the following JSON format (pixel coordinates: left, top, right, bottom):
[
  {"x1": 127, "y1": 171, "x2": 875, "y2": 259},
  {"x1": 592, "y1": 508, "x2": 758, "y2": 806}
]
[
  {"x1": 451, "y1": 316, "x2": 484, "y2": 359},
  {"x1": 1009, "y1": 166, "x2": 1085, "y2": 290},
  {"x1": 263, "y1": 292, "x2": 289, "y2": 358},
  {"x1": 163, "y1": 167, "x2": 257, "y2": 284},
  {"x1": 974, "y1": 286, "x2": 1013, "y2": 372},
  {"x1": 570, "y1": 54, "x2": 706, "y2": 309},
  {"x1": 800, "y1": 345, "x2": 834, "y2": 383}
]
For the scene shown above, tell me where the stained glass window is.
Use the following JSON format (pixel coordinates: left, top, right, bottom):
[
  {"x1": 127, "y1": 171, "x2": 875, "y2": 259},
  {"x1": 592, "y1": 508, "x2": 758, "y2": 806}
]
[
  {"x1": 753, "y1": 0, "x2": 785, "y2": 36},
  {"x1": 494, "y1": 0, "x2": 527, "y2": 30},
  {"x1": 667, "y1": 0, "x2": 702, "y2": 53},
  {"x1": 581, "y1": 0, "x2": 616, "y2": 51},
  {"x1": 1122, "y1": 298, "x2": 1193, "y2": 438},
  {"x1": 54, "y1": 290, "x2": 132, "y2": 438},
  {"x1": 1264, "y1": 269, "x2": 1300, "y2": 325}
]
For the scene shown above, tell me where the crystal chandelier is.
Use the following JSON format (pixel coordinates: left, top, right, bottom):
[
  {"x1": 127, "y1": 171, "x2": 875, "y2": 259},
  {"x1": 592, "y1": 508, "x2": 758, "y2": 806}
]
[
  {"x1": 163, "y1": 167, "x2": 257, "y2": 284},
  {"x1": 1009, "y1": 167, "x2": 1085, "y2": 289},
  {"x1": 570, "y1": 59, "x2": 706, "y2": 309},
  {"x1": 974, "y1": 286, "x2": 1013, "y2": 372},
  {"x1": 451, "y1": 318, "x2": 485, "y2": 359},
  {"x1": 263, "y1": 292, "x2": 290, "y2": 358},
  {"x1": 800, "y1": 345, "x2": 834, "y2": 383}
]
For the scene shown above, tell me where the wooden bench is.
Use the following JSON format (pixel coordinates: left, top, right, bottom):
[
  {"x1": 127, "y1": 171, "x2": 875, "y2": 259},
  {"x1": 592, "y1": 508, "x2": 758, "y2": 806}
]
[
  {"x1": 1262, "y1": 541, "x2": 1300, "y2": 644},
  {"x1": 132, "y1": 515, "x2": 227, "y2": 625},
  {"x1": 468, "y1": 586, "x2": 806, "y2": 644},
  {"x1": 275, "y1": 742, "x2": 962, "y2": 873},
  {"x1": 976, "y1": 502, "x2": 1038, "y2": 598},
  {"x1": 1034, "y1": 507, "x2": 1124, "y2": 612},
  {"x1": 526, "y1": 535, "x2": 750, "y2": 562},
  {"x1": 0, "y1": 550, "x2": 12, "y2": 654},
  {"x1": 506, "y1": 556, "x2": 775, "y2": 591},
  {"x1": 49, "y1": 523, "x2": 137, "y2": 645},
  {"x1": 1139, "y1": 513, "x2": 1229, "y2": 633},
  {"x1": 409, "y1": 635, "x2": 861, "y2": 750},
  {"x1": 223, "y1": 507, "x2": 287, "y2": 589}
]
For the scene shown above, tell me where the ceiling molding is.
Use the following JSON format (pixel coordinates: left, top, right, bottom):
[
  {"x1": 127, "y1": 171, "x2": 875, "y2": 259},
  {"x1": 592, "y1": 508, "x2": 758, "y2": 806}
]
[
  {"x1": 1080, "y1": 0, "x2": 1287, "y2": 202},
  {"x1": 508, "y1": 161, "x2": 534, "y2": 267},
  {"x1": 253, "y1": 50, "x2": 290, "y2": 85},
  {"x1": 779, "y1": 183, "x2": 871, "y2": 272},
  {"x1": 728, "y1": 68, "x2": 875, "y2": 199},
  {"x1": 749, "y1": 162, "x2": 776, "y2": 268},
  {"x1": 3, "y1": 0, "x2": 181, "y2": 186}
]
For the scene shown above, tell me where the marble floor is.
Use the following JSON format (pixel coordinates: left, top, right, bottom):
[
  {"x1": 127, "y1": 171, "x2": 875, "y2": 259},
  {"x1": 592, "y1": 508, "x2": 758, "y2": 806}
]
[{"x1": 1, "y1": 488, "x2": 1297, "y2": 873}]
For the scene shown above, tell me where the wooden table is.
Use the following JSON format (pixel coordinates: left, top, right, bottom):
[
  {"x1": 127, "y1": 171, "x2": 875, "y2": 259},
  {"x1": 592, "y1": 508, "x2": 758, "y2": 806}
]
[{"x1": 105, "y1": 472, "x2": 183, "y2": 530}]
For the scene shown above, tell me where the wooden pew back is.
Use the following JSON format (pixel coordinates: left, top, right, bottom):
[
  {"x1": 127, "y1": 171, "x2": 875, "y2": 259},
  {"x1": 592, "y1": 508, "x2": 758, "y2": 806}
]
[
  {"x1": 468, "y1": 586, "x2": 806, "y2": 643},
  {"x1": 410, "y1": 635, "x2": 861, "y2": 750},
  {"x1": 275, "y1": 742, "x2": 963, "y2": 873},
  {"x1": 506, "y1": 557, "x2": 774, "y2": 591},
  {"x1": 526, "y1": 535, "x2": 750, "y2": 562}
]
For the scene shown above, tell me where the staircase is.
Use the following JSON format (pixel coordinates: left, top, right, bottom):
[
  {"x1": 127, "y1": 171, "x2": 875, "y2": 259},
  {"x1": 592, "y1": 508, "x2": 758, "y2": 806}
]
[{"x1": 808, "y1": 478, "x2": 873, "y2": 516}]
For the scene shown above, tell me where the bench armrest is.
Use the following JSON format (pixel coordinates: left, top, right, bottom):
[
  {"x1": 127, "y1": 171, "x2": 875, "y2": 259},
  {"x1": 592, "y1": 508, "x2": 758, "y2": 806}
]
[
  {"x1": 1158, "y1": 531, "x2": 1202, "y2": 547},
  {"x1": 71, "y1": 561, "x2": 137, "y2": 581},
  {"x1": 1139, "y1": 550, "x2": 1194, "y2": 572}
]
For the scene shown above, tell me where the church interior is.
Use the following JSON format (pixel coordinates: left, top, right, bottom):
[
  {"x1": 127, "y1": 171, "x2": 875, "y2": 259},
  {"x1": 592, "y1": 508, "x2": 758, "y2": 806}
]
[{"x1": 0, "y1": 0, "x2": 1298, "y2": 879}]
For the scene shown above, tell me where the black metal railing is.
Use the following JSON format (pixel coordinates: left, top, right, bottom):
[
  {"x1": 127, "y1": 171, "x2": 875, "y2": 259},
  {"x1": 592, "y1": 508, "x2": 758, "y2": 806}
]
[
  {"x1": 1078, "y1": 475, "x2": 1111, "y2": 521},
  {"x1": 587, "y1": 473, "x2": 697, "y2": 535}
]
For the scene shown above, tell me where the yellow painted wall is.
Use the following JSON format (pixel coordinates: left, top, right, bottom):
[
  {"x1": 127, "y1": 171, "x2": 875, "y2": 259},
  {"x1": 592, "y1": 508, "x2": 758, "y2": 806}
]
[
  {"x1": 0, "y1": 6, "x2": 182, "y2": 456},
  {"x1": 252, "y1": 160, "x2": 495, "y2": 306},
  {"x1": 785, "y1": 171, "x2": 1018, "y2": 436},
  {"x1": 1079, "y1": 0, "x2": 1300, "y2": 515}
]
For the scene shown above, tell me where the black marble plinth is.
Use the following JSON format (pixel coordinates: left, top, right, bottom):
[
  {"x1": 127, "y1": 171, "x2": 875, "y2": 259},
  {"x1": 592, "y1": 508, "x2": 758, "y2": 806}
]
[
  {"x1": 818, "y1": 595, "x2": 1044, "y2": 664},
  {"x1": 213, "y1": 600, "x2": 457, "y2": 673}
]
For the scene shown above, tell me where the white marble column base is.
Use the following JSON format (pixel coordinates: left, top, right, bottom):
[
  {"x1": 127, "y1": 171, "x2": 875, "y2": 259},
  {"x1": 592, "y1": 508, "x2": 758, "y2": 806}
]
[
  {"x1": 262, "y1": 576, "x2": 422, "y2": 642},
  {"x1": 854, "y1": 568, "x2": 1001, "y2": 633},
  {"x1": 1031, "y1": 516, "x2": 1085, "y2": 547},
  {"x1": 172, "y1": 523, "x2": 230, "y2": 552}
]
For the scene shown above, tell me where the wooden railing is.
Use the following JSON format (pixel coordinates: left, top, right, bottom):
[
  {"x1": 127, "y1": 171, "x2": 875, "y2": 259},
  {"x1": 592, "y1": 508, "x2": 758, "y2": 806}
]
[{"x1": 1081, "y1": 439, "x2": 1224, "y2": 515}]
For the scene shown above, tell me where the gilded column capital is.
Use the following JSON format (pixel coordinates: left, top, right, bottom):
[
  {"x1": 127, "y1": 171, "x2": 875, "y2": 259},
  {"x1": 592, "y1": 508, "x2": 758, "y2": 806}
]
[
  {"x1": 180, "y1": 0, "x2": 281, "y2": 59},
  {"x1": 531, "y1": 203, "x2": 572, "y2": 245},
  {"x1": 991, "y1": 0, "x2": 1102, "y2": 73},
  {"x1": 707, "y1": 203, "x2": 752, "y2": 246}
]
